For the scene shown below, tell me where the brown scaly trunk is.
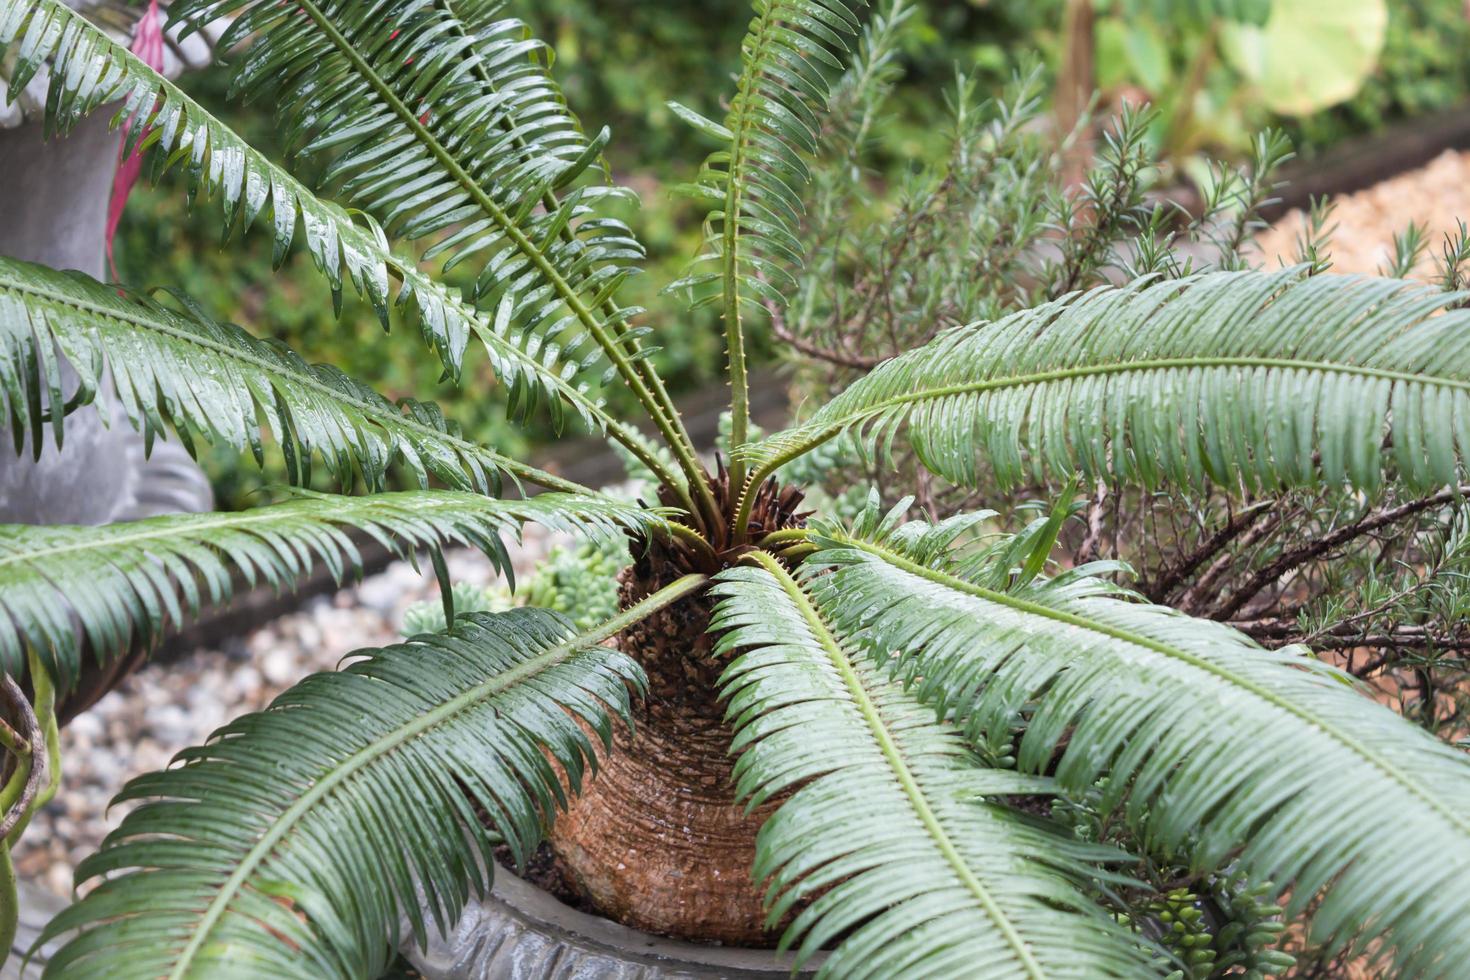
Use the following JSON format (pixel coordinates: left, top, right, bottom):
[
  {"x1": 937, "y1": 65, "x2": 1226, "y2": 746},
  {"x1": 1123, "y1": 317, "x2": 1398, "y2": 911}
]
[{"x1": 549, "y1": 469, "x2": 807, "y2": 945}]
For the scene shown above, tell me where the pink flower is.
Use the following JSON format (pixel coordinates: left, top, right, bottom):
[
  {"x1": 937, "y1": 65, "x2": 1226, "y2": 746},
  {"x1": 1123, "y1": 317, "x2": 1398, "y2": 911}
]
[{"x1": 106, "y1": 0, "x2": 164, "y2": 279}]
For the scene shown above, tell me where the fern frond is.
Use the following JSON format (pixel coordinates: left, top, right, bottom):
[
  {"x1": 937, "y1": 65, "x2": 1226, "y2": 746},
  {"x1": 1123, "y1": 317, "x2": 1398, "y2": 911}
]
[
  {"x1": 709, "y1": 553, "x2": 1155, "y2": 979},
  {"x1": 0, "y1": 0, "x2": 630, "y2": 438},
  {"x1": 0, "y1": 255, "x2": 588, "y2": 499},
  {"x1": 672, "y1": 0, "x2": 864, "y2": 469},
  {"x1": 676, "y1": 0, "x2": 866, "y2": 313},
  {"x1": 0, "y1": 489, "x2": 657, "y2": 687},
  {"x1": 804, "y1": 507, "x2": 1470, "y2": 976},
  {"x1": 422, "y1": 0, "x2": 704, "y2": 476},
  {"x1": 36, "y1": 577, "x2": 704, "y2": 979},
  {"x1": 159, "y1": 0, "x2": 673, "y2": 416},
  {"x1": 743, "y1": 269, "x2": 1470, "y2": 498}
]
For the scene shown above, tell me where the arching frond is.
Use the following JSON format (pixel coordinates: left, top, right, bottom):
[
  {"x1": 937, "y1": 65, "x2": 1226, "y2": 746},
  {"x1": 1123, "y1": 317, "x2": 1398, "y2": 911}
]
[
  {"x1": 160, "y1": 0, "x2": 653, "y2": 398},
  {"x1": 672, "y1": 0, "x2": 864, "y2": 468},
  {"x1": 803, "y1": 507, "x2": 1470, "y2": 976},
  {"x1": 36, "y1": 577, "x2": 705, "y2": 980},
  {"x1": 0, "y1": 0, "x2": 629, "y2": 437},
  {"x1": 0, "y1": 255, "x2": 585, "y2": 498},
  {"x1": 0, "y1": 489, "x2": 658, "y2": 687},
  {"x1": 675, "y1": 0, "x2": 865, "y2": 313},
  {"x1": 709, "y1": 554, "x2": 1155, "y2": 979},
  {"x1": 741, "y1": 270, "x2": 1470, "y2": 496}
]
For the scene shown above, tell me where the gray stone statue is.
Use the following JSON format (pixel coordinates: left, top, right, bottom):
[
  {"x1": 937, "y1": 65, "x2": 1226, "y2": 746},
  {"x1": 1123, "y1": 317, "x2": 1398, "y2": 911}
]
[{"x1": 0, "y1": 2, "x2": 216, "y2": 524}]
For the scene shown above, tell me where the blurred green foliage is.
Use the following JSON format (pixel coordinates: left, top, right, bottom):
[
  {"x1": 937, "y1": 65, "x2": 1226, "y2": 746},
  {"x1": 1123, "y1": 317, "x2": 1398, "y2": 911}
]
[
  {"x1": 1286, "y1": 0, "x2": 1470, "y2": 156},
  {"x1": 522, "y1": 0, "x2": 1054, "y2": 169},
  {"x1": 1089, "y1": 0, "x2": 1470, "y2": 169}
]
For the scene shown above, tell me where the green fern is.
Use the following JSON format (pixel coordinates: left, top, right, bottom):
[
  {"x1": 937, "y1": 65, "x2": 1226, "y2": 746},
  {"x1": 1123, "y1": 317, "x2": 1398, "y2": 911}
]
[
  {"x1": 36, "y1": 580, "x2": 702, "y2": 980},
  {"x1": 162, "y1": 0, "x2": 708, "y2": 500},
  {"x1": 0, "y1": 255, "x2": 579, "y2": 496},
  {"x1": 672, "y1": 0, "x2": 865, "y2": 315},
  {"x1": 800, "y1": 503, "x2": 1470, "y2": 975},
  {"x1": 176, "y1": 0, "x2": 633, "y2": 356},
  {"x1": 8, "y1": 0, "x2": 1470, "y2": 975},
  {"x1": 671, "y1": 0, "x2": 864, "y2": 471},
  {"x1": 0, "y1": 0, "x2": 697, "y2": 496},
  {"x1": 711, "y1": 554, "x2": 1154, "y2": 978},
  {"x1": 0, "y1": 489, "x2": 656, "y2": 688},
  {"x1": 3, "y1": 1, "x2": 592, "y2": 418},
  {"x1": 743, "y1": 269, "x2": 1470, "y2": 499}
]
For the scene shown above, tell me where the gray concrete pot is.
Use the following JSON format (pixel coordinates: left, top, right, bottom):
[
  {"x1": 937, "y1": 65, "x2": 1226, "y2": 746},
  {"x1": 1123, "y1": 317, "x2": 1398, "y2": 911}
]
[{"x1": 406, "y1": 872, "x2": 818, "y2": 980}]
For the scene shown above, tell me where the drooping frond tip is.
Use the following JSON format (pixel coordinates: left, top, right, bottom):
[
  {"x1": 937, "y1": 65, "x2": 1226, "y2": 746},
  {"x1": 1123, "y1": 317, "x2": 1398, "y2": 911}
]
[{"x1": 804, "y1": 504, "x2": 1470, "y2": 976}]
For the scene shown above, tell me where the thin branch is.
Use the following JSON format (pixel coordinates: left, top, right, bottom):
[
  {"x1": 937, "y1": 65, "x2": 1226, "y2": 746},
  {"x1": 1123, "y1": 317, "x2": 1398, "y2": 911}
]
[
  {"x1": 1176, "y1": 502, "x2": 1288, "y2": 614},
  {"x1": 1074, "y1": 480, "x2": 1107, "y2": 565},
  {"x1": 768, "y1": 304, "x2": 885, "y2": 370},
  {"x1": 1233, "y1": 618, "x2": 1470, "y2": 654},
  {"x1": 1210, "y1": 486, "x2": 1470, "y2": 620},
  {"x1": 1144, "y1": 498, "x2": 1276, "y2": 602}
]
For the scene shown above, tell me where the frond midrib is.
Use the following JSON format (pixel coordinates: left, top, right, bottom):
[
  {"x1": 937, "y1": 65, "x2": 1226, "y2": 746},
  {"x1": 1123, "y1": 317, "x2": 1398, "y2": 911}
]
[
  {"x1": 430, "y1": 0, "x2": 695, "y2": 455},
  {"x1": 836, "y1": 533, "x2": 1470, "y2": 843},
  {"x1": 165, "y1": 572, "x2": 706, "y2": 979},
  {"x1": 0, "y1": 493, "x2": 502, "y2": 569},
  {"x1": 0, "y1": 271, "x2": 587, "y2": 495},
  {"x1": 716, "y1": 2, "x2": 780, "y2": 476},
  {"x1": 421, "y1": 0, "x2": 706, "y2": 513},
  {"x1": 750, "y1": 552, "x2": 1047, "y2": 980}
]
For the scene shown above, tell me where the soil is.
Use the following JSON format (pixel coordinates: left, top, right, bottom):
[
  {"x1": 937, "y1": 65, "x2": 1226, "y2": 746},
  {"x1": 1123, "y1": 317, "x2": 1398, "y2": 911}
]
[{"x1": 493, "y1": 842, "x2": 598, "y2": 917}]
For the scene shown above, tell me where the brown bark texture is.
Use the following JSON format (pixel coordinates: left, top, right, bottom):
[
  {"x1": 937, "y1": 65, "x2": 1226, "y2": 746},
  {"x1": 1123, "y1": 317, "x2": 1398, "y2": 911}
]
[{"x1": 550, "y1": 471, "x2": 807, "y2": 945}]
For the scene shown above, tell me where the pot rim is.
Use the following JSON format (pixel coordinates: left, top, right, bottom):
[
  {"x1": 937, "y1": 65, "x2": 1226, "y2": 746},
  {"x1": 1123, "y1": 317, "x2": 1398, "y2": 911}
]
[{"x1": 408, "y1": 868, "x2": 824, "y2": 978}]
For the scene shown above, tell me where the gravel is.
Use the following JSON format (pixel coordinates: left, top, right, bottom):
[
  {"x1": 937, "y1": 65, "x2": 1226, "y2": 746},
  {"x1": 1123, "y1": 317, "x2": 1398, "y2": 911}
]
[
  {"x1": 1252, "y1": 148, "x2": 1470, "y2": 278},
  {"x1": 15, "y1": 525, "x2": 569, "y2": 899}
]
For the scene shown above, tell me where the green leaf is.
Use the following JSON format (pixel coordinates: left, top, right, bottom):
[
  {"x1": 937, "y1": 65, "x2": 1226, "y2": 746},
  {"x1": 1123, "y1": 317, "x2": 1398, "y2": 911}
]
[
  {"x1": 709, "y1": 555, "x2": 1156, "y2": 979},
  {"x1": 743, "y1": 269, "x2": 1470, "y2": 496},
  {"x1": 36, "y1": 576, "x2": 704, "y2": 979},
  {"x1": 1221, "y1": 0, "x2": 1387, "y2": 116},
  {"x1": 0, "y1": 489, "x2": 658, "y2": 687},
  {"x1": 672, "y1": 0, "x2": 865, "y2": 468},
  {"x1": 1016, "y1": 478, "x2": 1079, "y2": 588},
  {"x1": 161, "y1": 0, "x2": 655, "y2": 402},
  {"x1": 666, "y1": 100, "x2": 733, "y2": 142},
  {"x1": 0, "y1": 256, "x2": 592, "y2": 502},
  {"x1": 804, "y1": 507, "x2": 1470, "y2": 975}
]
